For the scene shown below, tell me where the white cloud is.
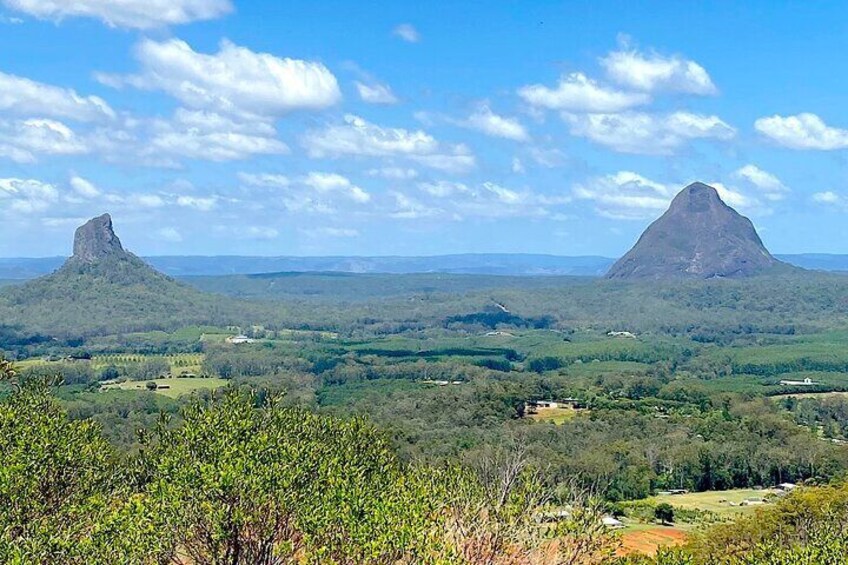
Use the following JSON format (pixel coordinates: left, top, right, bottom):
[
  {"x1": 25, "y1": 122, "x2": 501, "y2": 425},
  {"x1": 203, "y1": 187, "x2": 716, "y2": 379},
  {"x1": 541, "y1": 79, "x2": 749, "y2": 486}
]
[
  {"x1": 415, "y1": 180, "x2": 570, "y2": 219},
  {"x1": 147, "y1": 109, "x2": 289, "y2": 161},
  {"x1": 240, "y1": 171, "x2": 371, "y2": 214},
  {"x1": 754, "y1": 113, "x2": 848, "y2": 150},
  {"x1": 512, "y1": 157, "x2": 525, "y2": 173},
  {"x1": 366, "y1": 167, "x2": 418, "y2": 180},
  {"x1": 1, "y1": 0, "x2": 232, "y2": 29},
  {"x1": 302, "y1": 172, "x2": 371, "y2": 203},
  {"x1": 176, "y1": 195, "x2": 217, "y2": 211},
  {"x1": 573, "y1": 171, "x2": 675, "y2": 219},
  {"x1": 564, "y1": 111, "x2": 735, "y2": 154},
  {"x1": 70, "y1": 176, "x2": 101, "y2": 198},
  {"x1": 813, "y1": 191, "x2": 840, "y2": 204},
  {"x1": 601, "y1": 49, "x2": 717, "y2": 95},
  {"x1": 99, "y1": 38, "x2": 341, "y2": 118},
  {"x1": 354, "y1": 81, "x2": 398, "y2": 104},
  {"x1": 0, "y1": 118, "x2": 89, "y2": 162},
  {"x1": 0, "y1": 71, "x2": 115, "y2": 122},
  {"x1": 518, "y1": 72, "x2": 650, "y2": 112},
  {"x1": 156, "y1": 227, "x2": 183, "y2": 242},
  {"x1": 131, "y1": 194, "x2": 165, "y2": 208},
  {"x1": 0, "y1": 177, "x2": 59, "y2": 213},
  {"x1": 708, "y1": 182, "x2": 757, "y2": 211},
  {"x1": 390, "y1": 192, "x2": 441, "y2": 219},
  {"x1": 528, "y1": 147, "x2": 567, "y2": 168},
  {"x1": 393, "y1": 23, "x2": 420, "y2": 43},
  {"x1": 461, "y1": 105, "x2": 529, "y2": 141},
  {"x1": 734, "y1": 164, "x2": 789, "y2": 200},
  {"x1": 302, "y1": 114, "x2": 476, "y2": 174}
]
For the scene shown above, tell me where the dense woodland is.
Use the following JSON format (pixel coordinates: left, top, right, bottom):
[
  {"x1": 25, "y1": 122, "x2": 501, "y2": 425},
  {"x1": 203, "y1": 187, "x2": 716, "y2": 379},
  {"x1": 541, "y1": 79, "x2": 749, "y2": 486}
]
[{"x1": 5, "y1": 270, "x2": 848, "y2": 562}]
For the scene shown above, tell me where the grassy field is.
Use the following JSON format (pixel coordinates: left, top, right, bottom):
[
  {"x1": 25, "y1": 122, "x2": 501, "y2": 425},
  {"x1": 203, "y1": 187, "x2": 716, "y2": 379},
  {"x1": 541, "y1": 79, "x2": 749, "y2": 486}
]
[
  {"x1": 646, "y1": 488, "x2": 777, "y2": 517},
  {"x1": 618, "y1": 488, "x2": 781, "y2": 556},
  {"x1": 527, "y1": 406, "x2": 584, "y2": 424},
  {"x1": 101, "y1": 377, "x2": 229, "y2": 398}
]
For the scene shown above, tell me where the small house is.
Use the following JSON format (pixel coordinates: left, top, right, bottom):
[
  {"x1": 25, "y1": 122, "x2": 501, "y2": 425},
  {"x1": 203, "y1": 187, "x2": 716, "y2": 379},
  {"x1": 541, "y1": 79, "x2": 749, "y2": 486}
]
[
  {"x1": 227, "y1": 335, "x2": 255, "y2": 344},
  {"x1": 602, "y1": 516, "x2": 624, "y2": 529}
]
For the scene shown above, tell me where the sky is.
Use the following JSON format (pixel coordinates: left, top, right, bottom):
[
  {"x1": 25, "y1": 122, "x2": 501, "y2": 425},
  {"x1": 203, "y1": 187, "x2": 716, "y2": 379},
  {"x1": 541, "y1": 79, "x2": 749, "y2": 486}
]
[{"x1": 2, "y1": 0, "x2": 848, "y2": 258}]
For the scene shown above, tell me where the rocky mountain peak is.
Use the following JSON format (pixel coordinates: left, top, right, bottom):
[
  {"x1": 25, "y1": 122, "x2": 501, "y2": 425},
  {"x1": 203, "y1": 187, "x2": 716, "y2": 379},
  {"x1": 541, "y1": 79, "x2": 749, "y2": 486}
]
[
  {"x1": 606, "y1": 182, "x2": 787, "y2": 280},
  {"x1": 71, "y1": 213, "x2": 126, "y2": 263}
]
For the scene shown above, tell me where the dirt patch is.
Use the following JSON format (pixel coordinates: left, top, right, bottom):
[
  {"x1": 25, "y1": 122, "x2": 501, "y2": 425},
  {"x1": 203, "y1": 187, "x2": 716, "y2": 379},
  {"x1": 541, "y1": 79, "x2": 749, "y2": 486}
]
[{"x1": 617, "y1": 526, "x2": 688, "y2": 556}]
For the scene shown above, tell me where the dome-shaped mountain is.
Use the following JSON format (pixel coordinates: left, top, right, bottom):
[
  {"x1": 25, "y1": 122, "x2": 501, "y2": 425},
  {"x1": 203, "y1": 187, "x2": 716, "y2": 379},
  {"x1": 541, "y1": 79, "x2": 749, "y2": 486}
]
[{"x1": 606, "y1": 182, "x2": 789, "y2": 280}]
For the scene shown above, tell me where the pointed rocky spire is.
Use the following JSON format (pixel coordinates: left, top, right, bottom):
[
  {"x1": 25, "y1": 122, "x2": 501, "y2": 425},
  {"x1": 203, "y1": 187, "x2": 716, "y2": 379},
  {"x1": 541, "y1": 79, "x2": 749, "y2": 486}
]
[{"x1": 71, "y1": 213, "x2": 126, "y2": 263}]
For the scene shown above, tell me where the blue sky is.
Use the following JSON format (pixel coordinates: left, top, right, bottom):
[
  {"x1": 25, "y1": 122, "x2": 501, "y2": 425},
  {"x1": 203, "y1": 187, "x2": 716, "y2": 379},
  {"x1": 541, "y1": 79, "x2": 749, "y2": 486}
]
[{"x1": 1, "y1": 0, "x2": 848, "y2": 258}]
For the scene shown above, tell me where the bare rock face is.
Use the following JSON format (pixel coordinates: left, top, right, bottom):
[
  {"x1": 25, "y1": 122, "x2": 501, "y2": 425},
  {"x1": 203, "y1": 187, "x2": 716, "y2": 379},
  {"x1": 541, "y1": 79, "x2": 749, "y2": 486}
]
[
  {"x1": 71, "y1": 213, "x2": 126, "y2": 263},
  {"x1": 606, "y1": 182, "x2": 786, "y2": 280}
]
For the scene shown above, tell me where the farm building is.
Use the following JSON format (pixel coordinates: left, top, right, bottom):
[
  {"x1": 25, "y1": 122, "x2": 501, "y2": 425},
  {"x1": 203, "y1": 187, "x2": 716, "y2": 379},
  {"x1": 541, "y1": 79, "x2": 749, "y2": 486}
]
[
  {"x1": 778, "y1": 377, "x2": 817, "y2": 386},
  {"x1": 227, "y1": 335, "x2": 255, "y2": 344},
  {"x1": 602, "y1": 516, "x2": 624, "y2": 529}
]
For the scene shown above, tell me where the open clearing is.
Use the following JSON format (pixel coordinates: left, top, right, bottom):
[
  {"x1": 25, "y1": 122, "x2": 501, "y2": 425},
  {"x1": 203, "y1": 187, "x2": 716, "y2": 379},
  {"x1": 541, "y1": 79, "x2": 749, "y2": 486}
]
[
  {"x1": 618, "y1": 524, "x2": 688, "y2": 556},
  {"x1": 646, "y1": 488, "x2": 778, "y2": 517},
  {"x1": 527, "y1": 406, "x2": 583, "y2": 424},
  {"x1": 102, "y1": 377, "x2": 229, "y2": 398}
]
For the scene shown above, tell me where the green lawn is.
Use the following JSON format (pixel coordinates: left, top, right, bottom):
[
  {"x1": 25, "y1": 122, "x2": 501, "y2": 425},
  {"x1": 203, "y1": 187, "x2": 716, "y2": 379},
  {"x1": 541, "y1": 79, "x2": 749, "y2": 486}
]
[
  {"x1": 102, "y1": 377, "x2": 229, "y2": 398},
  {"x1": 527, "y1": 406, "x2": 584, "y2": 424},
  {"x1": 646, "y1": 488, "x2": 778, "y2": 517}
]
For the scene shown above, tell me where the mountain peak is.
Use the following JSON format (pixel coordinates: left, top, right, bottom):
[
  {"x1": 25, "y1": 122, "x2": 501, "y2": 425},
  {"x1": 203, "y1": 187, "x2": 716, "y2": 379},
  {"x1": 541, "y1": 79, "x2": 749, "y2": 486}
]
[
  {"x1": 606, "y1": 182, "x2": 788, "y2": 280},
  {"x1": 72, "y1": 213, "x2": 126, "y2": 264}
]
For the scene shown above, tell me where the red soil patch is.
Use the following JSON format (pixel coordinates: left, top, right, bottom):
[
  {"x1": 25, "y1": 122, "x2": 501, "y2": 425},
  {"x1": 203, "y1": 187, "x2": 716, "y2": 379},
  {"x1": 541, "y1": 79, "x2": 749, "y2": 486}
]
[{"x1": 618, "y1": 526, "x2": 688, "y2": 556}]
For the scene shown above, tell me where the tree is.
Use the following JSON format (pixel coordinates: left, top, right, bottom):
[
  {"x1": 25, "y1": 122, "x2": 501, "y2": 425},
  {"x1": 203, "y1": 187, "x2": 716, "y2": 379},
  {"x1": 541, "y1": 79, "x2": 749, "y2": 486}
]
[
  {"x1": 136, "y1": 391, "x2": 455, "y2": 564},
  {"x1": 654, "y1": 503, "x2": 675, "y2": 525},
  {"x1": 0, "y1": 377, "x2": 170, "y2": 564}
]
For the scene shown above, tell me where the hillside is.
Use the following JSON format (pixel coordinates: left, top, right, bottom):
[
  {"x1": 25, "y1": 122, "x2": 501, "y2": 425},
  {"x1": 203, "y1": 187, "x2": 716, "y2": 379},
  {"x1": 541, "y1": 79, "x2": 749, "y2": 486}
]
[
  {"x1": 0, "y1": 215, "x2": 249, "y2": 338},
  {"x1": 607, "y1": 182, "x2": 791, "y2": 280}
]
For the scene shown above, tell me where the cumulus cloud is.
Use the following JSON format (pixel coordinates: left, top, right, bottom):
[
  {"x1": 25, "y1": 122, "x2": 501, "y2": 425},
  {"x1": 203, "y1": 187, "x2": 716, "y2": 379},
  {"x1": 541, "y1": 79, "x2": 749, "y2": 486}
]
[
  {"x1": 461, "y1": 105, "x2": 529, "y2": 141},
  {"x1": 734, "y1": 164, "x2": 789, "y2": 200},
  {"x1": 366, "y1": 167, "x2": 418, "y2": 180},
  {"x1": 70, "y1": 175, "x2": 101, "y2": 198},
  {"x1": 240, "y1": 171, "x2": 372, "y2": 214},
  {"x1": 0, "y1": 177, "x2": 59, "y2": 214},
  {"x1": 564, "y1": 111, "x2": 735, "y2": 154},
  {"x1": 176, "y1": 195, "x2": 217, "y2": 211},
  {"x1": 575, "y1": 172, "x2": 770, "y2": 219},
  {"x1": 1, "y1": 0, "x2": 233, "y2": 29},
  {"x1": 754, "y1": 113, "x2": 848, "y2": 150},
  {"x1": 156, "y1": 227, "x2": 183, "y2": 242},
  {"x1": 573, "y1": 172, "x2": 675, "y2": 219},
  {"x1": 98, "y1": 38, "x2": 341, "y2": 119},
  {"x1": 302, "y1": 172, "x2": 371, "y2": 203},
  {"x1": 601, "y1": 49, "x2": 717, "y2": 95},
  {"x1": 393, "y1": 23, "x2": 420, "y2": 43},
  {"x1": 0, "y1": 118, "x2": 89, "y2": 162},
  {"x1": 146, "y1": 108, "x2": 289, "y2": 161},
  {"x1": 812, "y1": 191, "x2": 841, "y2": 204},
  {"x1": 518, "y1": 72, "x2": 650, "y2": 113},
  {"x1": 302, "y1": 114, "x2": 476, "y2": 174},
  {"x1": 354, "y1": 81, "x2": 398, "y2": 104},
  {"x1": 0, "y1": 71, "x2": 115, "y2": 122},
  {"x1": 410, "y1": 180, "x2": 570, "y2": 220}
]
